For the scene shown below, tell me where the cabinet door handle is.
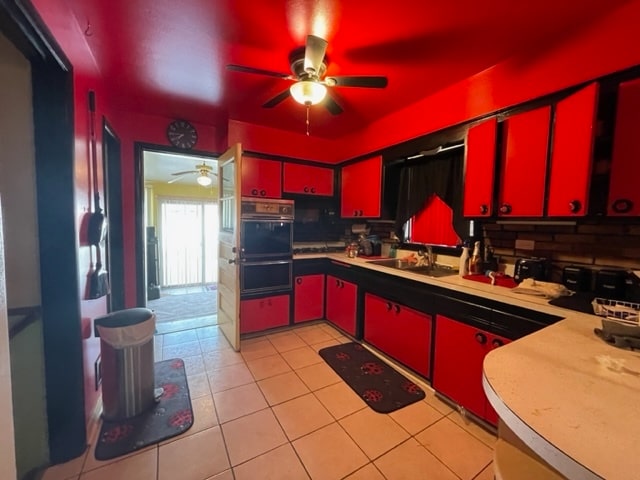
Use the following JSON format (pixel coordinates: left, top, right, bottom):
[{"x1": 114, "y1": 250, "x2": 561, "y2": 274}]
[
  {"x1": 359, "y1": 210, "x2": 364, "y2": 216},
  {"x1": 491, "y1": 338, "x2": 504, "y2": 348},
  {"x1": 340, "y1": 281, "x2": 344, "y2": 288},
  {"x1": 260, "y1": 189, "x2": 267, "y2": 197},
  {"x1": 296, "y1": 278, "x2": 302, "y2": 285},
  {"x1": 612, "y1": 198, "x2": 633, "y2": 214},
  {"x1": 386, "y1": 302, "x2": 392, "y2": 311},
  {"x1": 311, "y1": 187, "x2": 316, "y2": 194},
  {"x1": 499, "y1": 203, "x2": 512, "y2": 215},
  {"x1": 394, "y1": 304, "x2": 400, "y2": 314},
  {"x1": 304, "y1": 186, "x2": 309, "y2": 193},
  {"x1": 568, "y1": 200, "x2": 582, "y2": 213},
  {"x1": 353, "y1": 210, "x2": 358, "y2": 216},
  {"x1": 251, "y1": 189, "x2": 258, "y2": 196},
  {"x1": 479, "y1": 204, "x2": 489, "y2": 215},
  {"x1": 335, "y1": 279, "x2": 340, "y2": 287},
  {"x1": 475, "y1": 332, "x2": 487, "y2": 344}
]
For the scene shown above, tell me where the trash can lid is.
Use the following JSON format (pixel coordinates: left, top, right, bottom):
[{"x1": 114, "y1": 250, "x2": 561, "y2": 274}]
[{"x1": 94, "y1": 308, "x2": 154, "y2": 332}]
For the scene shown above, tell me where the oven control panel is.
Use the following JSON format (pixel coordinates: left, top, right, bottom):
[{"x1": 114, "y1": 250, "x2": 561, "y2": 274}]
[{"x1": 241, "y1": 198, "x2": 294, "y2": 219}]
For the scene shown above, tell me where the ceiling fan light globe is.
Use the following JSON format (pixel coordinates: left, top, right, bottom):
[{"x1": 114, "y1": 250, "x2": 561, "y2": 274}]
[
  {"x1": 197, "y1": 174, "x2": 213, "y2": 187},
  {"x1": 290, "y1": 80, "x2": 327, "y2": 106}
]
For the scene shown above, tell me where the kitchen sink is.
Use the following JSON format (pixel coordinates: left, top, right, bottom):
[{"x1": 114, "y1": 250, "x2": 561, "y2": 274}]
[
  {"x1": 365, "y1": 258, "x2": 416, "y2": 269},
  {"x1": 366, "y1": 258, "x2": 457, "y2": 278}
]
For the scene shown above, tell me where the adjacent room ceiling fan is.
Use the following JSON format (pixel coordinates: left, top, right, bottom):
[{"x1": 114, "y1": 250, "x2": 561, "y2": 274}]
[
  {"x1": 168, "y1": 163, "x2": 216, "y2": 187},
  {"x1": 227, "y1": 34, "x2": 388, "y2": 115}
]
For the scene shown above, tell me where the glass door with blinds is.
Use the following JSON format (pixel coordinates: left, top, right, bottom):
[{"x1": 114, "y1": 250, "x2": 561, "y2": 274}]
[{"x1": 158, "y1": 198, "x2": 219, "y2": 287}]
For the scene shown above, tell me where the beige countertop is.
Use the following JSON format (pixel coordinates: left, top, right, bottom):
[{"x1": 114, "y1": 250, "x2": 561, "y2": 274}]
[
  {"x1": 484, "y1": 313, "x2": 640, "y2": 480},
  {"x1": 312, "y1": 253, "x2": 562, "y2": 315},
  {"x1": 296, "y1": 252, "x2": 639, "y2": 479}
]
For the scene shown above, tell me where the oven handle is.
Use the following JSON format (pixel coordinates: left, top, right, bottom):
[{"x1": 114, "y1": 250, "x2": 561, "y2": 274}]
[
  {"x1": 241, "y1": 259, "x2": 293, "y2": 267},
  {"x1": 240, "y1": 215, "x2": 294, "y2": 222}
]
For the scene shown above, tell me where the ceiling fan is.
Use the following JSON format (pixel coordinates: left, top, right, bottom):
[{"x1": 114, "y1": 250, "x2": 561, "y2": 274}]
[
  {"x1": 227, "y1": 35, "x2": 388, "y2": 115},
  {"x1": 168, "y1": 163, "x2": 216, "y2": 187}
]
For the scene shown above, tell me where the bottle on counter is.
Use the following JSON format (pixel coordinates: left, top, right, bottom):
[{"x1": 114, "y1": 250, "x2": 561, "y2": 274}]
[
  {"x1": 469, "y1": 240, "x2": 482, "y2": 275},
  {"x1": 459, "y1": 243, "x2": 470, "y2": 277}
]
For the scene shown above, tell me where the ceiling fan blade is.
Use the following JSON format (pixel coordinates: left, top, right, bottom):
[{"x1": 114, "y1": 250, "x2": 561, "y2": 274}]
[
  {"x1": 262, "y1": 89, "x2": 291, "y2": 108},
  {"x1": 226, "y1": 64, "x2": 291, "y2": 79},
  {"x1": 171, "y1": 170, "x2": 198, "y2": 176},
  {"x1": 304, "y1": 35, "x2": 328, "y2": 75},
  {"x1": 325, "y1": 76, "x2": 388, "y2": 88},
  {"x1": 168, "y1": 173, "x2": 194, "y2": 184},
  {"x1": 323, "y1": 94, "x2": 343, "y2": 115}
]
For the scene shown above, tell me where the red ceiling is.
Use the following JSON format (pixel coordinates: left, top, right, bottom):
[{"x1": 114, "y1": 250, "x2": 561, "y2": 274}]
[{"x1": 34, "y1": 0, "x2": 628, "y2": 138}]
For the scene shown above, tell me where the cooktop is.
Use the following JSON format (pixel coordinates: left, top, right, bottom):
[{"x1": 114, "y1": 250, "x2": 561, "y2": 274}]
[{"x1": 293, "y1": 241, "x2": 346, "y2": 254}]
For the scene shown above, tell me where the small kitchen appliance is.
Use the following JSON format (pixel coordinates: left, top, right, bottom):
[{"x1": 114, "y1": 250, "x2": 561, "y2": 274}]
[
  {"x1": 595, "y1": 269, "x2": 628, "y2": 300},
  {"x1": 562, "y1": 266, "x2": 592, "y2": 292},
  {"x1": 513, "y1": 258, "x2": 549, "y2": 284}
]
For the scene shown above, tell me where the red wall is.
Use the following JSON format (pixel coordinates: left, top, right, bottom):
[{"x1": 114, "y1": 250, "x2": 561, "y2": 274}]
[
  {"x1": 108, "y1": 109, "x2": 225, "y2": 308},
  {"x1": 72, "y1": 71, "x2": 110, "y2": 431},
  {"x1": 71, "y1": 85, "x2": 226, "y2": 427},
  {"x1": 228, "y1": 119, "x2": 343, "y2": 163}
]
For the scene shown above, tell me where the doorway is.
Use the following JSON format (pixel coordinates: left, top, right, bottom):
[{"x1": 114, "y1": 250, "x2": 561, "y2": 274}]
[{"x1": 142, "y1": 149, "x2": 219, "y2": 334}]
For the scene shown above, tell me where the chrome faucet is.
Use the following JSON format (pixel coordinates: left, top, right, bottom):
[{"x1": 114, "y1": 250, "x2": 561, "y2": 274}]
[{"x1": 417, "y1": 246, "x2": 434, "y2": 267}]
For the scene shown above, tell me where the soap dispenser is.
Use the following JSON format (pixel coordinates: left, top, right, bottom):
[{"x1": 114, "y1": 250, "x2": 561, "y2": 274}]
[
  {"x1": 469, "y1": 241, "x2": 482, "y2": 275},
  {"x1": 459, "y1": 243, "x2": 470, "y2": 277}
]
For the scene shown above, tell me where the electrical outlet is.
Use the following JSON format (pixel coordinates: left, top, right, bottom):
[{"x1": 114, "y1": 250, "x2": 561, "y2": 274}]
[{"x1": 515, "y1": 239, "x2": 535, "y2": 250}]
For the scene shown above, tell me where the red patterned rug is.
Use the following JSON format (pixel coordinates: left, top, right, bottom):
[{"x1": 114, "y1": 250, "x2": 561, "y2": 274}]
[
  {"x1": 94, "y1": 358, "x2": 193, "y2": 460},
  {"x1": 319, "y1": 342, "x2": 425, "y2": 413}
]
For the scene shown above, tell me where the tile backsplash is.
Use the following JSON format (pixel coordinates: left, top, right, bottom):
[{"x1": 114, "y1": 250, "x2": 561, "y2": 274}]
[{"x1": 483, "y1": 221, "x2": 640, "y2": 283}]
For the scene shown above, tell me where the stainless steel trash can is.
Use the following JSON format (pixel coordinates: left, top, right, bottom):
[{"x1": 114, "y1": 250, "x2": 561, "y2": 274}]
[{"x1": 94, "y1": 308, "x2": 156, "y2": 421}]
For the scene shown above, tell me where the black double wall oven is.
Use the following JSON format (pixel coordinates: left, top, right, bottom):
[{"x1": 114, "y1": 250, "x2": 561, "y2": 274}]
[{"x1": 240, "y1": 198, "x2": 294, "y2": 295}]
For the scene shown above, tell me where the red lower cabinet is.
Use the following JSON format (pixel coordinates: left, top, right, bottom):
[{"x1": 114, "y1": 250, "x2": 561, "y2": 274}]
[
  {"x1": 240, "y1": 294, "x2": 290, "y2": 334},
  {"x1": 325, "y1": 275, "x2": 357, "y2": 336},
  {"x1": 364, "y1": 293, "x2": 432, "y2": 378},
  {"x1": 294, "y1": 274, "x2": 325, "y2": 323},
  {"x1": 433, "y1": 315, "x2": 510, "y2": 425}
]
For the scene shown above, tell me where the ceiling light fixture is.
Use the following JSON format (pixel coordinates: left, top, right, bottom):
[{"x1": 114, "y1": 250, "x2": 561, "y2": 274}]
[
  {"x1": 196, "y1": 173, "x2": 212, "y2": 187},
  {"x1": 289, "y1": 80, "x2": 327, "y2": 105}
]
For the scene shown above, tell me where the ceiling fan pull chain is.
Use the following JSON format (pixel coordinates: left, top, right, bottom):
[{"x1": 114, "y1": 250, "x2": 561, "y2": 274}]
[{"x1": 306, "y1": 104, "x2": 310, "y2": 136}]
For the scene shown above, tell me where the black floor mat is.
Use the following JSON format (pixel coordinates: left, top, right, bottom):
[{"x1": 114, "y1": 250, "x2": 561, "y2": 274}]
[
  {"x1": 319, "y1": 342, "x2": 425, "y2": 413},
  {"x1": 94, "y1": 358, "x2": 193, "y2": 461}
]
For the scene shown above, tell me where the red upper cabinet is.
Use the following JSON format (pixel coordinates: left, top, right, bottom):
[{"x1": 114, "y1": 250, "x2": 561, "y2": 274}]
[
  {"x1": 547, "y1": 83, "x2": 599, "y2": 216},
  {"x1": 241, "y1": 156, "x2": 282, "y2": 198},
  {"x1": 498, "y1": 106, "x2": 551, "y2": 217},
  {"x1": 341, "y1": 156, "x2": 382, "y2": 218},
  {"x1": 609, "y1": 78, "x2": 640, "y2": 216},
  {"x1": 463, "y1": 118, "x2": 497, "y2": 217},
  {"x1": 283, "y1": 163, "x2": 334, "y2": 196}
]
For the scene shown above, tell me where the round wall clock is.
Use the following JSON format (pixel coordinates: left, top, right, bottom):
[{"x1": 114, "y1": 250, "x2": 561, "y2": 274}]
[{"x1": 167, "y1": 120, "x2": 198, "y2": 149}]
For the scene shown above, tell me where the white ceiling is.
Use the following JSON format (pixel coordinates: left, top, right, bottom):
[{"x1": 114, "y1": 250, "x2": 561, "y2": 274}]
[{"x1": 143, "y1": 150, "x2": 218, "y2": 184}]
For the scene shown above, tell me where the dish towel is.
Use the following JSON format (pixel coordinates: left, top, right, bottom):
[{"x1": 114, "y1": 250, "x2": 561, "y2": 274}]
[{"x1": 511, "y1": 278, "x2": 573, "y2": 299}]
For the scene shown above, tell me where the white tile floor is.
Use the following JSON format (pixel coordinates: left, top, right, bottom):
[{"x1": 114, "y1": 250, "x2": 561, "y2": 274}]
[{"x1": 42, "y1": 322, "x2": 496, "y2": 480}]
